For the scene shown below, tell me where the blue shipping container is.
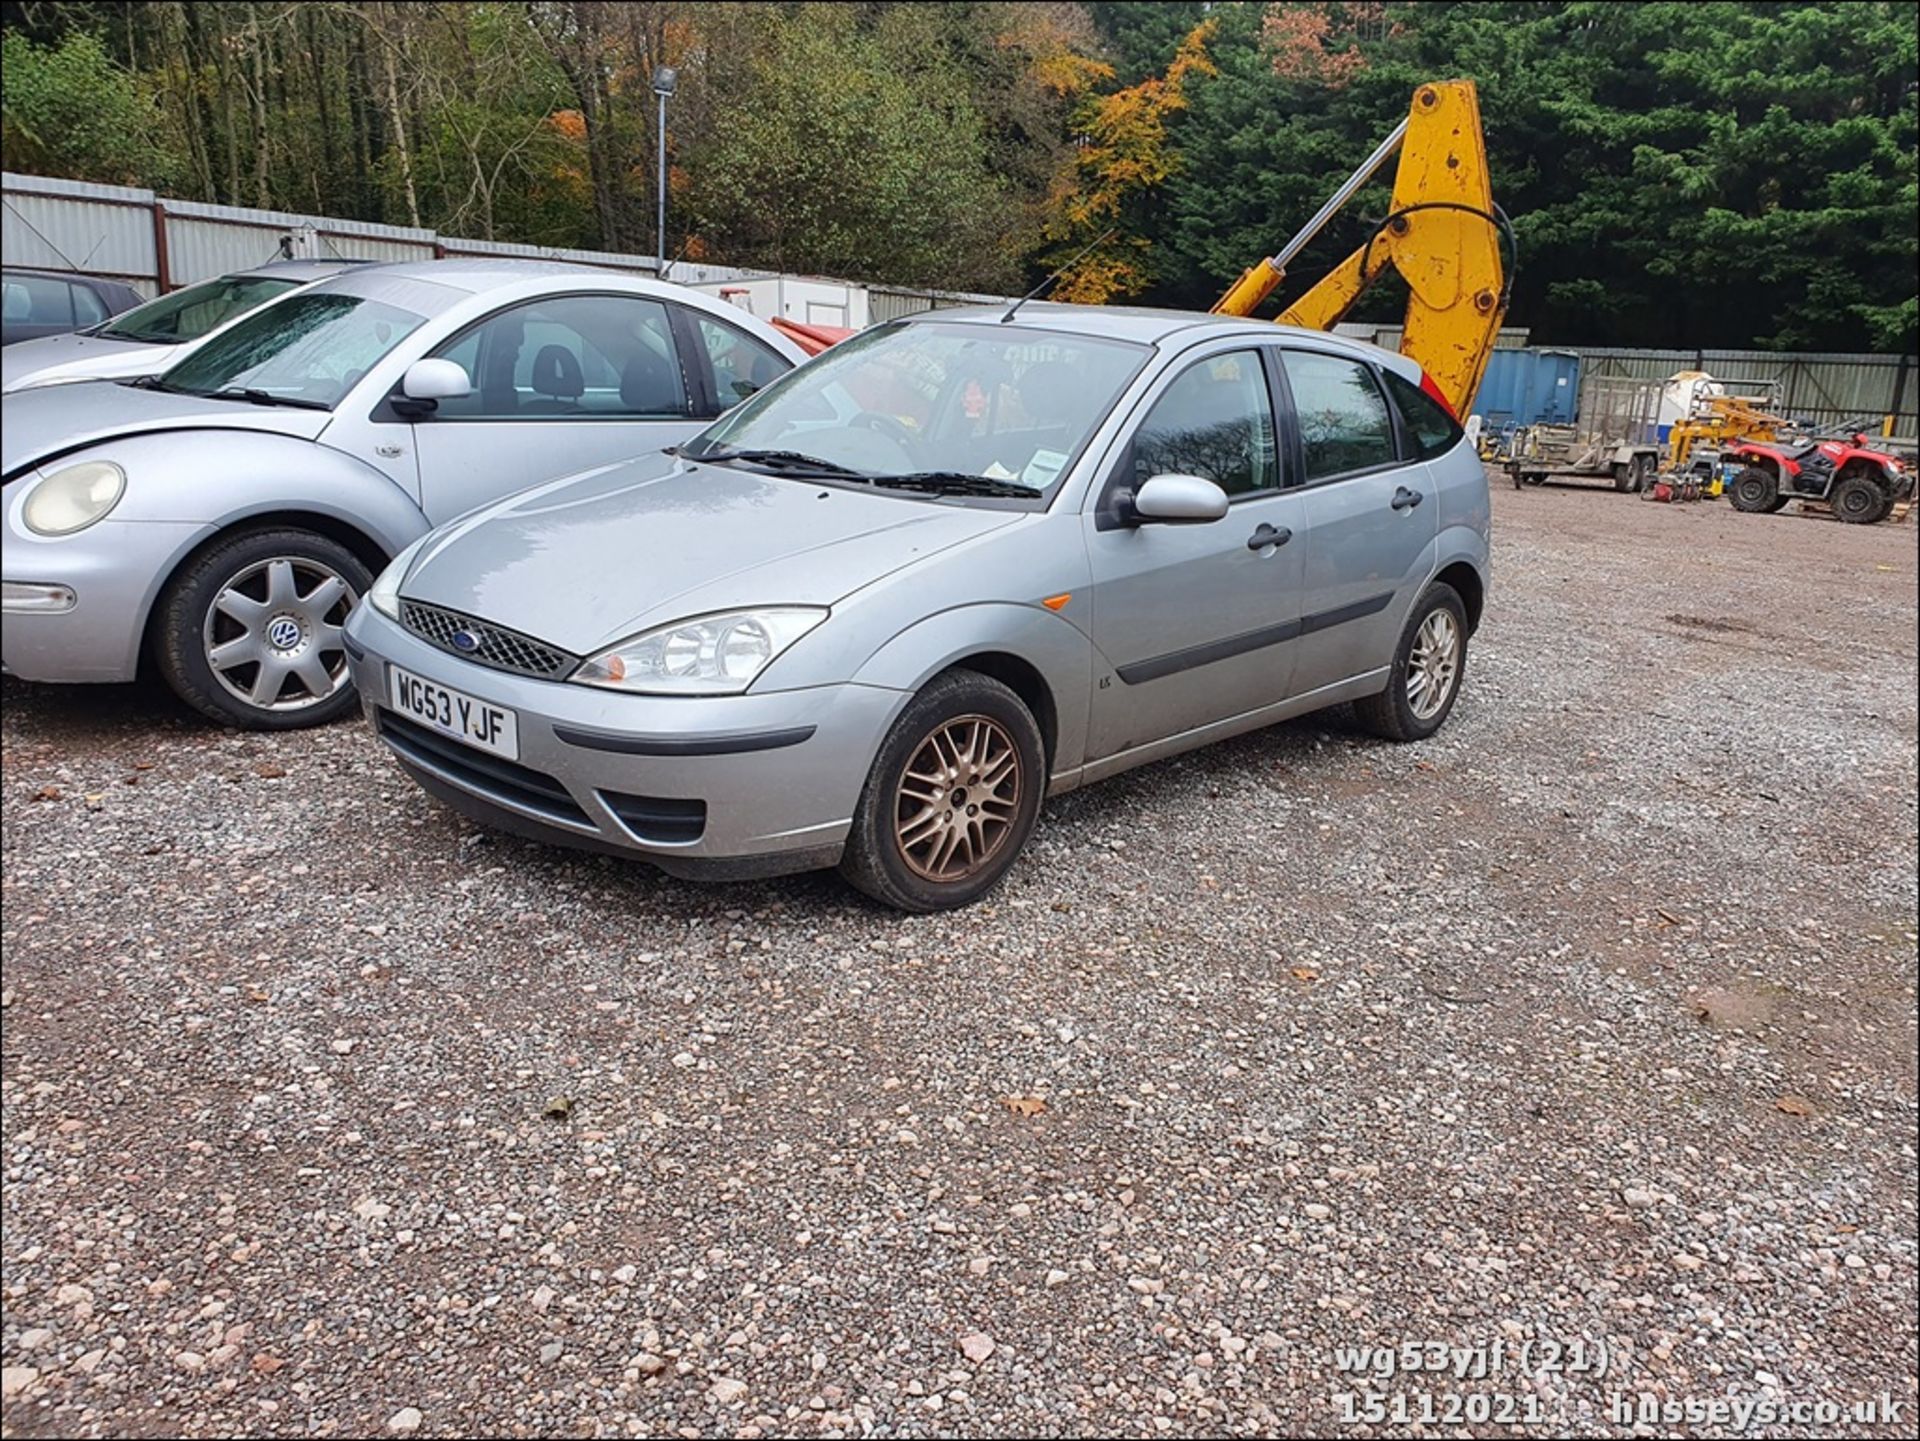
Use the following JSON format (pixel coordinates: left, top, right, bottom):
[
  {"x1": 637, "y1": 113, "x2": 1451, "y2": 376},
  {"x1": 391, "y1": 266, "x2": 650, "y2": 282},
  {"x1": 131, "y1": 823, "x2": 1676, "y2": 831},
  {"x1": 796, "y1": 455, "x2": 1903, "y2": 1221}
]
[{"x1": 1471, "y1": 349, "x2": 1580, "y2": 428}]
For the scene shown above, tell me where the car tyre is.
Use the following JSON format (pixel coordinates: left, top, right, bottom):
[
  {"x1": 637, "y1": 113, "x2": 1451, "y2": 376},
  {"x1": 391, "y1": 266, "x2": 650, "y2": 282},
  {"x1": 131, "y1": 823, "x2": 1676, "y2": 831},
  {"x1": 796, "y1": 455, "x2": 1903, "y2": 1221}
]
[
  {"x1": 1353, "y1": 582, "x2": 1469, "y2": 743},
  {"x1": 1829, "y1": 474, "x2": 1889, "y2": 525},
  {"x1": 840, "y1": 669, "x2": 1046, "y2": 913},
  {"x1": 1729, "y1": 466, "x2": 1778, "y2": 514},
  {"x1": 154, "y1": 527, "x2": 372, "y2": 730}
]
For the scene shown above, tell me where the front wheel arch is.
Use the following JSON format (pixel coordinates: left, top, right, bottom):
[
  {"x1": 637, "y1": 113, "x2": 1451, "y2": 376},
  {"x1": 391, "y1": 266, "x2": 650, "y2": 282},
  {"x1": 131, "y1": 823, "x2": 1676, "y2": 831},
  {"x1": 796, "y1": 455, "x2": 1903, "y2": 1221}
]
[{"x1": 140, "y1": 510, "x2": 394, "y2": 673}]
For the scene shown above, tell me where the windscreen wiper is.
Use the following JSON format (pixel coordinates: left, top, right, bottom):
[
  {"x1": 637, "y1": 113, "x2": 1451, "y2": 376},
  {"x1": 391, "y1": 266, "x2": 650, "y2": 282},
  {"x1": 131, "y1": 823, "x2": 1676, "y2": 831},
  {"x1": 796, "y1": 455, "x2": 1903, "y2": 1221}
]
[
  {"x1": 696, "y1": 446, "x2": 869, "y2": 478},
  {"x1": 866, "y1": 472, "x2": 1040, "y2": 499},
  {"x1": 208, "y1": 387, "x2": 330, "y2": 410}
]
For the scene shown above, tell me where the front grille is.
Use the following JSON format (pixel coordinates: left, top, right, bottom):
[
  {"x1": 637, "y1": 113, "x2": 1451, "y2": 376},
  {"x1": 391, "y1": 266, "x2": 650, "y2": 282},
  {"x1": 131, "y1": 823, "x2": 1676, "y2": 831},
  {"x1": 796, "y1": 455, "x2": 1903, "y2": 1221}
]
[
  {"x1": 399, "y1": 599, "x2": 576, "y2": 680},
  {"x1": 600, "y1": 790, "x2": 707, "y2": 844},
  {"x1": 379, "y1": 711, "x2": 592, "y2": 828}
]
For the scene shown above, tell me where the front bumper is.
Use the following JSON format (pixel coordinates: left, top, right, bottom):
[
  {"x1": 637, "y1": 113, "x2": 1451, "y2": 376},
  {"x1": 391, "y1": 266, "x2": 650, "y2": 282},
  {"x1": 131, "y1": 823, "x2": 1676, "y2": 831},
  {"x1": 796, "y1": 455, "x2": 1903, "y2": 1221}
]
[
  {"x1": 343, "y1": 604, "x2": 909, "y2": 879},
  {"x1": 0, "y1": 515, "x2": 210, "y2": 683}
]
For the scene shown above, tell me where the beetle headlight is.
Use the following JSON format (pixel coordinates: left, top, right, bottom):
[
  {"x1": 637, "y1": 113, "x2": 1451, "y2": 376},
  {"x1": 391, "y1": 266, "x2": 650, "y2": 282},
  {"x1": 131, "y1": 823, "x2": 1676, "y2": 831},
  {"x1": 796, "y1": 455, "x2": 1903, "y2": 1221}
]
[
  {"x1": 23, "y1": 460, "x2": 126, "y2": 536},
  {"x1": 571, "y1": 608, "x2": 827, "y2": 695},
  {"x1": 368, "y1": 536, "x2": 428, "y2": 620}
]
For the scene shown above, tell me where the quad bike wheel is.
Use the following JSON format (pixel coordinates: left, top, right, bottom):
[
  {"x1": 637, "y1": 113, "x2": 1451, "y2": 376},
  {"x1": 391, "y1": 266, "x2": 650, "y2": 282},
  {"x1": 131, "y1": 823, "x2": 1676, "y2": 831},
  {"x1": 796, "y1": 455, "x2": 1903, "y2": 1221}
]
[
  {"x1": 1728, "y1": 466, "x2": 1779, "y2": 514},
  {"x1": 1829, "y1": 474, "x2": 1890, "y2": 525}
]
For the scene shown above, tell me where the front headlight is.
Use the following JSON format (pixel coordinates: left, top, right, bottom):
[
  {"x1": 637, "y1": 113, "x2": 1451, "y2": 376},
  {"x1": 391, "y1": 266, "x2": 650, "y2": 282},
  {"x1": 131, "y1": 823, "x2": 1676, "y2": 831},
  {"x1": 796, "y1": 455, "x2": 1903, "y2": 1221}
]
[
  {"x1": 368, "y1": 536, "x2": 428, "y2": 620},
  {"x1": 572, "y1": 607, "x2": 827, "y2": 695},
  {"x1": 23, "y1": 460, "x2": 126, "y2": 536}
]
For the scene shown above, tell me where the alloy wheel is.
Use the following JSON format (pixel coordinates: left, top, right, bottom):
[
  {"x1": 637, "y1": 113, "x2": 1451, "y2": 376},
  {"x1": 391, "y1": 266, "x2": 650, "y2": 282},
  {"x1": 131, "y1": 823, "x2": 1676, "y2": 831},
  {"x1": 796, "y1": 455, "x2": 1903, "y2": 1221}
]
[
  {"x1": 1406, "y1": 608, "x2": 1461, "y2": 721},
  {"x1": 893, "y1": 714, "x2": 1023, "y2": 882},
  {"x1": 202, "y1": 556, "x2": 357, "y2": 712}
]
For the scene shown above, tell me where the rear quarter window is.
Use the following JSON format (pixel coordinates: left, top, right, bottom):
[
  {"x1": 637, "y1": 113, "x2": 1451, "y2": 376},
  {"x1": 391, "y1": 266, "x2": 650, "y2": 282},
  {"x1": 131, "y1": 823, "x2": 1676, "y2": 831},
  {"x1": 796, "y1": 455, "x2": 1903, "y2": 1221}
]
[{"x1": 1383, "y1": 369, "x2": 1464, "y2": 459}]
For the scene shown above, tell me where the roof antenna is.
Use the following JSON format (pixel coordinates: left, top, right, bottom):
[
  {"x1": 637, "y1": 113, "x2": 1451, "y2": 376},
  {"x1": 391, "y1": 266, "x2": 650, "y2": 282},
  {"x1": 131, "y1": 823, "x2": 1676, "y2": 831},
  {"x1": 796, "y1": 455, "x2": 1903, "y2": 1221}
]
[{"x1": 999, "y1": 227, "x2": 1118, "y2": 323}]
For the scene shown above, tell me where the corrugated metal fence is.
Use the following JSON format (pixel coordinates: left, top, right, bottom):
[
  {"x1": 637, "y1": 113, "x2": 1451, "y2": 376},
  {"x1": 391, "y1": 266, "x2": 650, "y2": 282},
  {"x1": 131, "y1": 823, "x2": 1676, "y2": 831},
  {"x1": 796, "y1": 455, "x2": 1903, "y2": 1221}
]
[
  {"x1": 1572, "y1": 347, "x2": 1915, "y2": 437},
  {"x1": 2, "y1": 170, "x2": 760, "y2": 295}
]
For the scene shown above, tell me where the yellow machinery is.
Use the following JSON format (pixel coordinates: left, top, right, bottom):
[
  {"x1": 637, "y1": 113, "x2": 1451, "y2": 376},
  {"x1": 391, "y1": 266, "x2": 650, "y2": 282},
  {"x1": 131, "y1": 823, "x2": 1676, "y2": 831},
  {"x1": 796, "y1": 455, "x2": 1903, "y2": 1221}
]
[
  {"x1": 1666, "y1": 391, "x2": 1790, "y2": 475},
  {"x1": 1213, "y1": 81, "x2": 1512, "y2": 419}
]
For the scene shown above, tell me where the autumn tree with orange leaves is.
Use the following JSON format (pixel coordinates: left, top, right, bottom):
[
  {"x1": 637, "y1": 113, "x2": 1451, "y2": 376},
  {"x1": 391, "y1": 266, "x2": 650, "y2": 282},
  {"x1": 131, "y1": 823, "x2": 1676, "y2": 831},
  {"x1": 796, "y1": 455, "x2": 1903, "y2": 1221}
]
[{"x1": 1040, "y1": 19, "x2": 1217, "y2": 304}]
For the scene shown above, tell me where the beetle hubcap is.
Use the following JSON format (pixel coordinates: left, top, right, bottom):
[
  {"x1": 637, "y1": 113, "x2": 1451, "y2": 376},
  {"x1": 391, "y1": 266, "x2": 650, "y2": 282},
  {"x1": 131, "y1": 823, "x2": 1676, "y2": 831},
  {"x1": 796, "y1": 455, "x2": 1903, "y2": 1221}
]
[
  {"x1": 203, "y1": 557, "x2": 357, "y2": 712},
  {"x1": 894, "y1": 715, "x2": 1021, "y2": 882},
  {"x1": 1407, "y1": 609, "x2": 1460, "y2": 721}
]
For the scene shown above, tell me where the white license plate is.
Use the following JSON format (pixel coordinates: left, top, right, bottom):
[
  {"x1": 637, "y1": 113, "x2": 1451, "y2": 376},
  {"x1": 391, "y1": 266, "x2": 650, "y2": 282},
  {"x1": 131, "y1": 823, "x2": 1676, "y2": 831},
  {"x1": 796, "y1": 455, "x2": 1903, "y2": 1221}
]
[{"x1": 388, "y1": 665, "x2": 519, "y2": 761}]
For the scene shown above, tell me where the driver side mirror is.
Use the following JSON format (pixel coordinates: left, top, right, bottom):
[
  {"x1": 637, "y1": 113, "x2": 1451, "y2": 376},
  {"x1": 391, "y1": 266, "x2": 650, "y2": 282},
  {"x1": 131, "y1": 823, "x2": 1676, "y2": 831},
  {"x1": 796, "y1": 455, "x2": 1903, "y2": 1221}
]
[
  {"x1": 1127, "y1": 473, "x2": 1230, "y2": 526},
  {"x1": 393, "y1": 358, "x2": 471, "y2": 417}
]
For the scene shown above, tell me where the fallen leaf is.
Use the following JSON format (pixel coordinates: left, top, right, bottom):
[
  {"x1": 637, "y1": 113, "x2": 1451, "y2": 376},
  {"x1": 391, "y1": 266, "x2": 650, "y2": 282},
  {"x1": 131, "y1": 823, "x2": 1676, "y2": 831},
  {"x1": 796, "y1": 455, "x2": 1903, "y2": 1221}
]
[
  {"x1": 253, "y1": 762, "x2": 286, "y2": 780},
  {"x1": 132, "y1": 761, "x2": 156, "y2": 771},
  {"x1": 999, "y1": 1095, "x2": 1046, "y2": 1117},
  {"x1": 31, "y1": 786, "x2": 60, "y2": 802},
  {"x1": 1774, "y1": 1094, "x2": 1816, "y2": 1117},
  {"x1": 1290, "y1": 967, "x2": 1320, "y2": 983},
  {"x1": 543, "y1": 1096, "x2": 575, "y2": 1121}
]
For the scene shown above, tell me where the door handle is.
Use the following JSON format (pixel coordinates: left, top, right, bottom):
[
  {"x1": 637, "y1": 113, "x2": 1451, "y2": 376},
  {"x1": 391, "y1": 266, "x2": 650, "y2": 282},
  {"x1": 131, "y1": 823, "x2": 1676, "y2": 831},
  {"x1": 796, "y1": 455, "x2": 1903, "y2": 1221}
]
[
  {"x1": 1246, "y1": 523, "x2": 1292, "y2": 551},
  {"x1": 1391, "y1": 486, "x2": 1424, "y2": 511}
]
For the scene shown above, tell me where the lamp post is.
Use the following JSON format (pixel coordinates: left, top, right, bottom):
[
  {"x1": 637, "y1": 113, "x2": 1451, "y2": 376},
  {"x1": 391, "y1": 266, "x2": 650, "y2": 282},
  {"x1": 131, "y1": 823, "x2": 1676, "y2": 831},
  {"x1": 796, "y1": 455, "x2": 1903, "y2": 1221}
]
[{"x1": 652, "y1": 65, "x2": 677, "y2": 281}]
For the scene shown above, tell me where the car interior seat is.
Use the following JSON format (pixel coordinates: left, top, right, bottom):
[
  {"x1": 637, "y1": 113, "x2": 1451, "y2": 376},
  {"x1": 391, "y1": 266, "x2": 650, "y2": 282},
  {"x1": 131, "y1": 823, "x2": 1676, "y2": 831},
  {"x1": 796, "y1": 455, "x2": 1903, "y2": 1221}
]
[{"x1": 522, "y1": 344, "x2": 585, "y2": 414}]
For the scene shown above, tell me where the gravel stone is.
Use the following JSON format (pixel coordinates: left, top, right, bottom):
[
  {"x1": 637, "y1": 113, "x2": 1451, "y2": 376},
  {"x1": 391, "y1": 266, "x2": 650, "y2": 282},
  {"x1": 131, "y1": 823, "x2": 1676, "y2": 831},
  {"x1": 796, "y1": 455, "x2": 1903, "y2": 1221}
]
[{"x1": 1, "y1": 479, "x2": 1914, "y2": 1437}]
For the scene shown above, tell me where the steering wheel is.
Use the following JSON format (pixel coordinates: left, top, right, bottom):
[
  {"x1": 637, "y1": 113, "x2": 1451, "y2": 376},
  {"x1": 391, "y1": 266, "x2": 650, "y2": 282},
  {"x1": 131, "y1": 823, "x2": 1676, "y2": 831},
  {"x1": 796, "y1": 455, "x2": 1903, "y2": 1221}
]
[{"x1": 852, "y1": 411, "x2": 921, "y2": 465}]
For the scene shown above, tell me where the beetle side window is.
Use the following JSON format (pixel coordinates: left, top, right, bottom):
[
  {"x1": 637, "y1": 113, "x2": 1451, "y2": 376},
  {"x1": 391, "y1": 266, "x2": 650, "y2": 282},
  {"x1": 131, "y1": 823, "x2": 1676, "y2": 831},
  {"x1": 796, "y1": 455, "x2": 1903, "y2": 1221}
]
[
  {"x1": 1283, "y1": 351, "x2": 1397, "y2": 480},
  {"x1": 1382, "y1": 369, "x2": 1464, "y2": 458},
  {"x1": 430, "y1": 294, "x2": 688, "y2": 421},
  {"x1": 693, "y1": 314, "x2": 791, "y2": 413},
  {"x1": 1131, "y1": 349, "x2": 1279, "y2": 498}
]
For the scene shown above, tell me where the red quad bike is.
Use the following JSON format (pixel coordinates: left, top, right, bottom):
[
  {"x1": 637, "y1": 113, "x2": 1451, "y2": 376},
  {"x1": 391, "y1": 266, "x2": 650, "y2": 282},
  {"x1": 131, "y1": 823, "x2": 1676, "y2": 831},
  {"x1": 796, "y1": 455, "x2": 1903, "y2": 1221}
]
[{"x1": 1725, "y1": 433, "x2": 1913, "y2": 525}]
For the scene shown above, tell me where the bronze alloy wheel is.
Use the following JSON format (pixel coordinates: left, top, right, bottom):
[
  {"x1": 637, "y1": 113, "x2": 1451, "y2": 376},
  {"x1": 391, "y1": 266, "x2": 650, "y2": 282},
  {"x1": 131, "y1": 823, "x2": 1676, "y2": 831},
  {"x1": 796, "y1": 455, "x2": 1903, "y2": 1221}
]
[{"x1": 893, "y1": 714, "x2": 1022, "y2": 881}]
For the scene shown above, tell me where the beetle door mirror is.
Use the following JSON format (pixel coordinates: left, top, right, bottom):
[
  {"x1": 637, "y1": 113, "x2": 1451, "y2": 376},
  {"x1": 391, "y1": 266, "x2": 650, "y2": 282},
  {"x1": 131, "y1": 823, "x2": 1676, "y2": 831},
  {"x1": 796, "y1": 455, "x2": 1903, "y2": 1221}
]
[{"x1": 400, "y1": 358, "x2": 471, "y2": 403}]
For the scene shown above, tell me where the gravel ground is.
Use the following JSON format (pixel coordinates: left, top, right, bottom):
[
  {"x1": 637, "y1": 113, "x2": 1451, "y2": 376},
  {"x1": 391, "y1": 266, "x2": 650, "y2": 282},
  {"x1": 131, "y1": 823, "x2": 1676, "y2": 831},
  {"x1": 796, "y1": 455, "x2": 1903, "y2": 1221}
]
[{"x1": 3, "y1": 475, "x2": 1916, "y2": 1439}]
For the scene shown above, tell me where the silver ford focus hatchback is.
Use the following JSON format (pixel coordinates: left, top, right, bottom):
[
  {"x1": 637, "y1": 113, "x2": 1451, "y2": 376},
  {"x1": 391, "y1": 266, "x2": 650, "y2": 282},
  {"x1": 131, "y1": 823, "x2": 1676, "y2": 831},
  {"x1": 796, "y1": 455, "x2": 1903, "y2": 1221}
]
[{"x1": 344, "y1": 305, "x2": 1490, "y2": 911}]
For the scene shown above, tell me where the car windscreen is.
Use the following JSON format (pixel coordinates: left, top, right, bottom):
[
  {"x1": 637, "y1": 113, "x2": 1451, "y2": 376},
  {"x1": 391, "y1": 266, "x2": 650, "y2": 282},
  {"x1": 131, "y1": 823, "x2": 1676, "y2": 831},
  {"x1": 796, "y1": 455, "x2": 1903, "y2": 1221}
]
[
  {"x1": 97, "y1": 275, "x2": 299, "y2": 344},
  {"x1": 682, "y1": 321, "x2": 1149, "y2": 503},
  {"x1": 155, "y1": 292, "x2": 427, "y2": 410}
]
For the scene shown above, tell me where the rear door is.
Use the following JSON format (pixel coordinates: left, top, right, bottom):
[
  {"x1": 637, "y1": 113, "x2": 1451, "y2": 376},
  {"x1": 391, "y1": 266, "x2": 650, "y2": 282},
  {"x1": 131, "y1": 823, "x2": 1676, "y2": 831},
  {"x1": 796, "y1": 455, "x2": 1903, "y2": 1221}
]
[
  {"x1": 1281, "y1": 349, "x2": 1439, "y2": 698},
  {"x1": 406, "y1": 292, "x2": 704, "y2": 522},
  {"x1": 1083, "y1": 345, "x2": 1310, "y2": 761}
]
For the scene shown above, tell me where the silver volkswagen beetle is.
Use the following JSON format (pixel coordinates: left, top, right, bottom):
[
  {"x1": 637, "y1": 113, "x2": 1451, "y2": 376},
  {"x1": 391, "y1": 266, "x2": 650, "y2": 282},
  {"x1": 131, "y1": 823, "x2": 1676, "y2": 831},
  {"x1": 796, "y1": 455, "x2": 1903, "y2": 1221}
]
[
  {"x1": 344, "y1": 305, "x2": 1490, "y2": 911},
  {"x1": 1, "y1": 260, "x2": 806, "y2": 727}
]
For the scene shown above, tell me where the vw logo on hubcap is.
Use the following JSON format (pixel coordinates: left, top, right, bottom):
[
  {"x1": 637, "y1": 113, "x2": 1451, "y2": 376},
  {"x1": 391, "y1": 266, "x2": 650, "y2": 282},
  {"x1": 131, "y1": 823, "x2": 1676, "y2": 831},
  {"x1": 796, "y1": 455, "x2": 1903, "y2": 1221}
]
[{"x1": 266, "y1": 616, "x2": 304, "y2": 651}]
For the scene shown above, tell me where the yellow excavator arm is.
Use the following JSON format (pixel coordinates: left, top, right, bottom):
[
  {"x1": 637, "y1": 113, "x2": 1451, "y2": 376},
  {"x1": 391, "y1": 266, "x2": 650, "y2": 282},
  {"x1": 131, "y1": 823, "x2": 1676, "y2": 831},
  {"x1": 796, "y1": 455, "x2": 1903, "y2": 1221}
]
[{"x1": 1213, "y1": 82, "x2": 1510, "y2": 419}]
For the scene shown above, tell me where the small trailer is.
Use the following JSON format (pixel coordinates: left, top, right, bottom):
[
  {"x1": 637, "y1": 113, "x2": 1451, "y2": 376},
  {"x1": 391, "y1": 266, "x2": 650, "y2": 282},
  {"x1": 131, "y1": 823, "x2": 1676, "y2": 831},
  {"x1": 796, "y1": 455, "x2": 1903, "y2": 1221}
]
[{"x1": 1507, "y1": 376, "x2": 1662, "y2": 492}]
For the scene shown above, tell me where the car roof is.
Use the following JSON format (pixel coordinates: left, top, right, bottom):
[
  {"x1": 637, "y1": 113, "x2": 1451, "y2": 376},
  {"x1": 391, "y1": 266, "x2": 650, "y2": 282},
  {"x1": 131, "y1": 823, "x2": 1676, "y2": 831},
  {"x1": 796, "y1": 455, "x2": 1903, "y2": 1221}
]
[
  {"x1": 319, "y1": 257, "x2": 688, "y2": 297},
  {"x1": 917, "y1": 301, "x2": 1420, "y2": 373},
  {"x1": 4, "y1": 266, "x2": 135, "y2": 288},
  {"x1": 225, "y1": 259, "x2": 371, "y2": 282}
]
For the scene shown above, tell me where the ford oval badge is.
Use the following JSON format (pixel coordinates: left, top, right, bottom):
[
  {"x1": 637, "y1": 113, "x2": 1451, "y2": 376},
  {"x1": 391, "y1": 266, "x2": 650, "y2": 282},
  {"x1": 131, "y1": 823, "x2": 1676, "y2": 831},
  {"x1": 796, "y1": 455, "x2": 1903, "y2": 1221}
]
[{"x1": 451, "y1": 629, "x2": 480, "y2": 653}]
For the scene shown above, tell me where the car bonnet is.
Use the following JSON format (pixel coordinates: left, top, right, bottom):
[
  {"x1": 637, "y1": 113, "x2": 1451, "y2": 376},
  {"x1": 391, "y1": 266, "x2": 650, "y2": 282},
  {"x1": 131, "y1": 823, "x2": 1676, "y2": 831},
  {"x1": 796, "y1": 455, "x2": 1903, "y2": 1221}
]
[
  {"x1": 401, "y1": 452, "x2": 1023, "y2": 657},
  {"x1": 0, "y1": 378, "x2": 331, "y2": 478}
]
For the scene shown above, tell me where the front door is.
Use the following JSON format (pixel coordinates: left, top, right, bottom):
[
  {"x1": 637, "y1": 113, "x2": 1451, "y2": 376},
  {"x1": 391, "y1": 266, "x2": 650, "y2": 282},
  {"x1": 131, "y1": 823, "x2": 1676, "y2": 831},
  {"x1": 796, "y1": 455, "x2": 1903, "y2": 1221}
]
[
  {"x1": 1280, "y1": 348, "x2": 1439, "y2": 696},
  {"x1": 407, "y1": 292, "x2": 706, "y2": 524},
  {"x1": 1084, "y1": 346, "x2": 1309, "y2": 761}
]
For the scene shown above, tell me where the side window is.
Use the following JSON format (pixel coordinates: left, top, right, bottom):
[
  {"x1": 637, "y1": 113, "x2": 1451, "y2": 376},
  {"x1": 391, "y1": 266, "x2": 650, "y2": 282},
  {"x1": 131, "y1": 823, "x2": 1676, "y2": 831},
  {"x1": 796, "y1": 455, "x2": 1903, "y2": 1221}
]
[
  {"x1": 2, "y1": 274, "x2": 75, "y2": 326},
  {"x1": 1130, "y1": 349, "x2": 1278, "y2": 498},
  {"x1": 694, "y1": 314, "x2": 790, "y2": 413},
  {"x1": 429, "y1": 294, "x2": 687, "y2": 420},
  {"x1": 1382, "y1": 368, "x2": 1463, "y2": 459},
  {"x1": 1283, "y1": 351, "x2": 1398, "y2": 480},
  {"x1": 70, "y1": 283, "x2": 111, "y2": 327}
]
